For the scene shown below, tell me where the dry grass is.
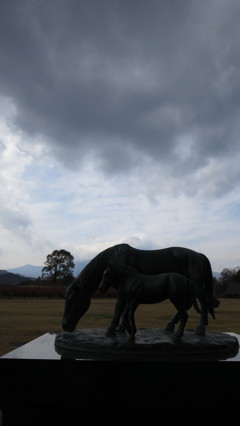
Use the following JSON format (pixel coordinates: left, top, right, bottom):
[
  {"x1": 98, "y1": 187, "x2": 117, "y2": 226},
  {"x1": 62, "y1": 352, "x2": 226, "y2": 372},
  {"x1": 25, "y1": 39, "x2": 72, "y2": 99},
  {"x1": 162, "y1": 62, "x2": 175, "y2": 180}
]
[{"x1": 0, "y1": 297, "x2": 240, "y2": 356}]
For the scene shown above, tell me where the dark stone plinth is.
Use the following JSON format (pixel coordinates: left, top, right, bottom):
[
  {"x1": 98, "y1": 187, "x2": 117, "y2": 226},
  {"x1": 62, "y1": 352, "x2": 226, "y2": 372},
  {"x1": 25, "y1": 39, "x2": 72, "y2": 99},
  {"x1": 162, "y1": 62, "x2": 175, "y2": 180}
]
[
  {"x1": 1, "y1": 331, "x2": 240, "y2": 420},
  {"x1": 55, "y1": 328, "x2": 239, "y2": 361}
]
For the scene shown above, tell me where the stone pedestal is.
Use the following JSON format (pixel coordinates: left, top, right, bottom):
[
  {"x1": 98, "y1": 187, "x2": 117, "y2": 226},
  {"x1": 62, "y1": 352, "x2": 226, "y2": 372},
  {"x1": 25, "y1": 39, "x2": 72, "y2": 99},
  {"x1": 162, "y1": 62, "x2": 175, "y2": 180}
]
[
  {"x1": 1, "y1": 330, "x2": 240, "y2": 423},
  {"x1": 55, "y1": 328, "x2": 240, "y2": 361}
]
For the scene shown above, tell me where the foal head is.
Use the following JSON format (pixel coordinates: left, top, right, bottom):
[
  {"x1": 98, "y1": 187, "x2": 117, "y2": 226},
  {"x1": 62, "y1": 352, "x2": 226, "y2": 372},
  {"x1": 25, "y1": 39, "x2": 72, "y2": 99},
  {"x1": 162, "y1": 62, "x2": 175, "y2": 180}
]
[
  {"x1": 98, "y1": 265, "x2": 117, "y2": 293},
  {"x1": 99, "y1": 263, "x2": 138, "y2": 294}
]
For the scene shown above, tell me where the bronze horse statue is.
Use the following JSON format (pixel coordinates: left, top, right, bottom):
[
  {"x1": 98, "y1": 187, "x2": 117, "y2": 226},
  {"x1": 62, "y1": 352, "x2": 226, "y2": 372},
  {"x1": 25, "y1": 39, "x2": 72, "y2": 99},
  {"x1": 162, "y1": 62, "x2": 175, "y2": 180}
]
[
  {"x1": 62, "y1": 244, "x2": 215, "y2": 335},
  {"x1": 99, "y1": 264, "x2": 201, "y2": 341}
]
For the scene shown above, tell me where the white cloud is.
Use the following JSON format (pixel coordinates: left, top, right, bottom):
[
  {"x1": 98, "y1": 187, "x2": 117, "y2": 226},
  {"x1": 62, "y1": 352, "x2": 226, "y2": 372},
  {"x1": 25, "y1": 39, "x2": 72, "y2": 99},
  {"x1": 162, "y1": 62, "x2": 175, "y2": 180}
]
[{"x1": 0, "y1": 103, "x2": 52, "y2": 267}]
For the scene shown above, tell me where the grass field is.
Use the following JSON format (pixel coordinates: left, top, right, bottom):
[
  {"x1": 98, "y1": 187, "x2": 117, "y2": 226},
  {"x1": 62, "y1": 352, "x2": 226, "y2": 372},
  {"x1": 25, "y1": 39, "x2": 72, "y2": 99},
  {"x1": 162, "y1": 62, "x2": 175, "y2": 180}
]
[{"x1": 0, "y1": 297, "x2": 240, "y2": 356}]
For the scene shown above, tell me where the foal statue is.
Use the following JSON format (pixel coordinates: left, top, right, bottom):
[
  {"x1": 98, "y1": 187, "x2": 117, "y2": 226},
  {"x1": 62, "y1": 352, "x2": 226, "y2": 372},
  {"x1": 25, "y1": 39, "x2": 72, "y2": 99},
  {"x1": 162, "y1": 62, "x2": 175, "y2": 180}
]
[{"x1": 99, "y1": 264, "x2": 201, "y2": 341}]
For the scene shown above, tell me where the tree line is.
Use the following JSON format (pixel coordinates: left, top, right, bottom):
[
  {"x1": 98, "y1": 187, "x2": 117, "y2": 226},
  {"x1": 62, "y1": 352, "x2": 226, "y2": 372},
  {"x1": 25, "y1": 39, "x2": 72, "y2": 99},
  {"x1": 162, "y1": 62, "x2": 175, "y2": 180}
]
[{"x1": 214, "y1": 266, "x2": 240, "y2": 297}]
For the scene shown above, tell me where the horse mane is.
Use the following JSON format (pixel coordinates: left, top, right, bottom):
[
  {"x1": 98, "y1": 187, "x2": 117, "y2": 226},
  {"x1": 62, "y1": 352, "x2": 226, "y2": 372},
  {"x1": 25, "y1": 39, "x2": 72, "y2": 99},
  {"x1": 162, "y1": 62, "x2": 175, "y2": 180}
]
[{"x1": 72, "y1": 243, "x2": 130, "y2": 295}]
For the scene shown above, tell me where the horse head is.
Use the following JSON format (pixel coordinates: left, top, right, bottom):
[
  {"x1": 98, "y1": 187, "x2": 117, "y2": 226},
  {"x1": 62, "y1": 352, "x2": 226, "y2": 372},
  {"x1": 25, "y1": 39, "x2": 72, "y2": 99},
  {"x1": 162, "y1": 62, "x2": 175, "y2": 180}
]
[{"x1": 62, "y1": 282, "x2": 91, "y2": 332}]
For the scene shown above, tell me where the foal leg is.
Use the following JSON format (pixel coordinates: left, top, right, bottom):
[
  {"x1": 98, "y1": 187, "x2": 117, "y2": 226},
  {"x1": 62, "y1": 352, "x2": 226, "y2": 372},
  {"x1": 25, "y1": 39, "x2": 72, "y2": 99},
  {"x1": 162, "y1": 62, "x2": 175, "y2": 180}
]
[
  {"x1": 165, "y1": 312, "x2": 180, "y2": 332},
  {"x1": 106, "y1": 296, "x2": 126, "y2": 336},
  {"x1": 174, "y1": 311, "x2": 188, "y2": 340},
  {"x1": 119, "y1": 305, "x2": 132, "y2": 334},
  {"x1": 128, "y1": 301, "x2": 138, "y2": 341}
]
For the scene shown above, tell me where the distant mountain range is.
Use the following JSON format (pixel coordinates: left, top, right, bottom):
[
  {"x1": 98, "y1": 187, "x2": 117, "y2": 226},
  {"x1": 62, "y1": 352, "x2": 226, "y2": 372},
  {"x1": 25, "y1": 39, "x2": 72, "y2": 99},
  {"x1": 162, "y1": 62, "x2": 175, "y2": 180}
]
[
  {"x1": 6, "y1": 260, "x2": 88, "y2": 279},
  {"x1": 0, "y1": 270, "x2": 32, "y2": 286},
  {"x1": 6, "y1": 264, "x2": 43, "y2": 278}
]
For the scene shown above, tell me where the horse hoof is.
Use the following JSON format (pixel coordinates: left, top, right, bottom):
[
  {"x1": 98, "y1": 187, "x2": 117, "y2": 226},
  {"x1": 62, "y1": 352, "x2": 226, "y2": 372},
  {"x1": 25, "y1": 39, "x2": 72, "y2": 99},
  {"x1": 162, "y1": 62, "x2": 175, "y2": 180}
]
[
  {"x1": 195, "y1": 326, "x2": 205, "y2": 335},
  {"x1": 173, "y1": 334, "x2": 181, "y2": 342}
]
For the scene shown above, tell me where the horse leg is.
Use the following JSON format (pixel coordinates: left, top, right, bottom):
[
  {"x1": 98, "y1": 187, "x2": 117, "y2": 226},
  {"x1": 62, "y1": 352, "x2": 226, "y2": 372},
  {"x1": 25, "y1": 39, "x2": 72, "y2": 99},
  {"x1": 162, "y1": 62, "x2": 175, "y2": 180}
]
[
  {"x1": 128, "y1": 300, "x2": 138, "y2": 342},
  {"x1": 106, "y1": 295, "x2": 126, "y2": 336},
  {"x1": 165, "y1": 312, "x2": 180, "y2": 332},
  {"x1": 118, "y1": 305, "x2": 131, "y2": 334},
  {"x1": 174, "y1": 311, "x2": 188, "y2": 340},
  {"x1": 191, "y1": 276, "x2": 211, "y2": 335}
]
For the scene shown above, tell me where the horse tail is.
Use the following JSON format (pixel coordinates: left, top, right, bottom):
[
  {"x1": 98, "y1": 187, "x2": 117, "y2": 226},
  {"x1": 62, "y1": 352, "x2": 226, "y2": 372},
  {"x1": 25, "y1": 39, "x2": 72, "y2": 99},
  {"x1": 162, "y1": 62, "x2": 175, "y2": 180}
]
[
  {"x1": 200, "y1": 253, "x2": 216, "y2": 320},
  {"x1": 187, "y1": 279, "x2": 202, "y2": 314},
  {"x1": 192, "y1": 294, "x2": 202, "y2": 315}
]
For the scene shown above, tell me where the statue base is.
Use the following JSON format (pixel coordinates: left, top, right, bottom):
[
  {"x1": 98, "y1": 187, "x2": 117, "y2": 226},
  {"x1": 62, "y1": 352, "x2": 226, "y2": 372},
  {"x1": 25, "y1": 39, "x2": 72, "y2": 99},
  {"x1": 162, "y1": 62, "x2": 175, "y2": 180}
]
[
  {"x1": 55, "y1": 328, "x2": 239, "y2": 361},
  {"x1": 2, "y1": 330, "x2": 240, "y2": 419}
]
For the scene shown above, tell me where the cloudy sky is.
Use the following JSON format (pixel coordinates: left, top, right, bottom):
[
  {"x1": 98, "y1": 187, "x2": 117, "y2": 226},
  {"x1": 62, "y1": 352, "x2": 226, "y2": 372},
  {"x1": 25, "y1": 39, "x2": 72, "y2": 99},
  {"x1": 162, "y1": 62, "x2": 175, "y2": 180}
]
[{"x1": 1, "y1": 0, "x2": 240, "y2": 272}]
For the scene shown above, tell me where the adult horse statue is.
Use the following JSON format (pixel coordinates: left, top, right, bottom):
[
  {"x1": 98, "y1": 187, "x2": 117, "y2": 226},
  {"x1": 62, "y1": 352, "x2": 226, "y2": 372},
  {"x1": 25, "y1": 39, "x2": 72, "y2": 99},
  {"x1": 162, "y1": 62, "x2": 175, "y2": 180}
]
[
  {"x1": 62, "y1": 244, "x2": 215, "y2": 335},
  {"x1": 99, "y1": 264, "x2": 201, "y2": 341}
]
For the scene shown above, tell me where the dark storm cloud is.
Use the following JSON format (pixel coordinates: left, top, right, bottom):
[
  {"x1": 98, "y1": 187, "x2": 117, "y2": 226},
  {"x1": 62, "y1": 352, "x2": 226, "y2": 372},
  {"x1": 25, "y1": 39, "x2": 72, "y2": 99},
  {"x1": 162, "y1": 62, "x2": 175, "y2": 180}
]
[{"x1": 1, "y1": 0, "x2": 240, "y2": 185}]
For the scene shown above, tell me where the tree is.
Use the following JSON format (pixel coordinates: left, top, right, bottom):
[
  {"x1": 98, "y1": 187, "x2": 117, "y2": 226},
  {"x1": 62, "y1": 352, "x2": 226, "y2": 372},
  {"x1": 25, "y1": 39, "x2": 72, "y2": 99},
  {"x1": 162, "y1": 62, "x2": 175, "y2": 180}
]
[
  {"x1": 215, "y1": 266, "x2": 240, "y2": 296},
  {"x1": 219, "y1": 267, "x2": 240, "y2": 285},
  {"x1": 41, "y1": 249, "x2": 75, "y2": 284}
]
